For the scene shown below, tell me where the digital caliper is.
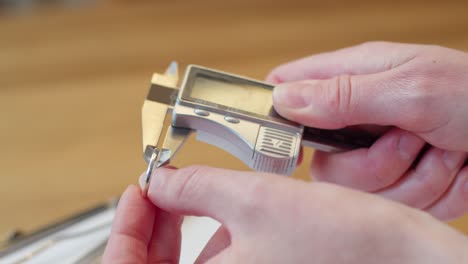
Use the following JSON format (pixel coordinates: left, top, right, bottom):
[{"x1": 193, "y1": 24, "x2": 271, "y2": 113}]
[{"x1": 140, "y1": 62, "x2": 376, "y2": 195}]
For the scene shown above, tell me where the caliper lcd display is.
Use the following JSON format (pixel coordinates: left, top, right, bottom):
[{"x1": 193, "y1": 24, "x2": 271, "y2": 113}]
[
  {"x1": 183, "y1": 67, "x2": 278, "y2": 120},
  {"x1": 190, "y1": 74, "x2": 273, "y2": 116}
]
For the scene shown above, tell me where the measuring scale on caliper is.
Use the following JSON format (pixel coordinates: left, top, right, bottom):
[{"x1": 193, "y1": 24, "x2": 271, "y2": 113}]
[{"x1": 140, "y1": 62, "x2": 376, "y2": 195}]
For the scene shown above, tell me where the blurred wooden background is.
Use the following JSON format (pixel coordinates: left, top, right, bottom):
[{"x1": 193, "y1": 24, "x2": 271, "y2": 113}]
[{"x1": 1, "y1": 0, "x2": 468, "y2": 240}]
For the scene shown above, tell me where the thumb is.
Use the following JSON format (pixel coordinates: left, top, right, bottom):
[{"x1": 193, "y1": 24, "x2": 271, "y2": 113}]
[
  {"x1": 272, "y1": 73, "x2": 404, "y2": 129},
  {"x1": 145, "y1": 166, "x2": 273, "y2": 227}
]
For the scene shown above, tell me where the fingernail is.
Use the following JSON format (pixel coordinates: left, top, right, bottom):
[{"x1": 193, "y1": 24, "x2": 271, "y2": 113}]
[
  {"x1": 443, "y1": 150, "x2": 466, "y2": 170},
  {"x1": 398, "y1": 132, "x2": 421, "y2": 160},
  {"x1": 273, "y1": 82, "x2": 309, "y2": 109},
  {"x1": 269, "y1": 74, "x2": 283, "y2": 84}
]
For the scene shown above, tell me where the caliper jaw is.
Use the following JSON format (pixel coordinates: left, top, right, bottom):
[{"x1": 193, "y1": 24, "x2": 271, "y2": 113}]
[{"x1": 141, "y1": 61, "x2": 190, "y2": 167}]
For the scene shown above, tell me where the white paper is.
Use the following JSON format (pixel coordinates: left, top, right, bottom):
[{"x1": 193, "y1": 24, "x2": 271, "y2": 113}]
[{"x1": 0, "y1": 208, "x2": 220, "y2": 264}]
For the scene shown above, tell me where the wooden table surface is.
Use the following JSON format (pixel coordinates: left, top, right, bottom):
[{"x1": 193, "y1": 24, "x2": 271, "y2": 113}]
[{"x1": 1, "y1": 0, "x2": 468, "y2": 239}]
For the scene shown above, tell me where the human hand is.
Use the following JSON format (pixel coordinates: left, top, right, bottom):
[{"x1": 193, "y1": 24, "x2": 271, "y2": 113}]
[
  {"x1": 267, "y1": 42, "x2": 468, "y2": 220},
  {"x1": 102, "y1": 185, "x2": 182, "y2": 263},
  {"x1": 122, "y1": 165, "x2": 467, "y2": 264}
]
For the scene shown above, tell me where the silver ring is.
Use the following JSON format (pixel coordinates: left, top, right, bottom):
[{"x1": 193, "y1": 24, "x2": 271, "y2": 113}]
[{"x1": 142, "y1": 147, "x2": 160, "y2": 197}]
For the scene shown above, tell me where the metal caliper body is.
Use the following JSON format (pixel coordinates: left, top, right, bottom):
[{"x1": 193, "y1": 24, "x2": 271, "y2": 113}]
[{"x1": 141, "y1": 62, "x2": 377, "y2": 195}]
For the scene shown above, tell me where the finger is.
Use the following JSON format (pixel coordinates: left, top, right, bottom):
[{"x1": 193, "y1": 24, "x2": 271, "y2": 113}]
[
  {"x1": 195, "y1": 226, "x2": 231, "y2": 264},
  {"x1": 427, "y1": 165, "x2": 468, "y2": 220},
  {"x1": 311, "y1": 128, "x2": 425, "y2": 192},
  {"x1": 379, "y1": 149, "x2": 467, "y2": 210},
  {"x1": 297, "y1": 147, "x2": 304, "y2": 166},
  {"x1": 266, "y1": 41, "x2": 416, "y2": 83},
  {"x1": 102, "y1": 185, "x2": 155, "y2": 264},
  {"x1": 139, "y1": 164, "x2": 179, "y2": 192},
  {"x1": 142, "y1": 165, "x2": 183, "y2": 263},
  {"x1": 146, "y1": 166, "x2": 273, "y2": 227},
  {"x1": 272, "y1": 66, "x2": 423, "y2": 129},
  {"x1": 147, "y1": 210, "x2": 183, "y2": 263}
]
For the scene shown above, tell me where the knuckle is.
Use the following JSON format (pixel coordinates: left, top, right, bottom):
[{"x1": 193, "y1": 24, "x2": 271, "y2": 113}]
[
  {"x1": 439, "y1": 167, "x2": 468, "y2": 219},
  {"x1": 239, "y1": 176, "x2": 271, "y2": 217},
  {"x1": 363, "y1": 158, "x2": 390, "y2": 189},
  {"x1": 414, "y1": 171, "x2": 445, "y2": 208},
  {"x1": 440, "y1": 200, "x2": 462, "y2": 220},
  {"x1": 401, "y1": 64, "x2": 452, "y2": 133},
  {"x1": 324, "y1": 74, "x2": 355, "y2": 125},
  {"x1": 171, "y1": 165, "x2": 207, "y2": 203},
  {"x1": 392, "y1": 72, "x2": 432, "y2": 127}
]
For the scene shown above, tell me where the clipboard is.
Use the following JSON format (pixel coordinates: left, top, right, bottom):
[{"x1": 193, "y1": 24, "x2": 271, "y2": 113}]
[
  {"x1": 0, "y1": 201, "x2": 116, "y2": 264},
  {"x1": 0, "y1": 199, "x2": 220, "y2": 264}
]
